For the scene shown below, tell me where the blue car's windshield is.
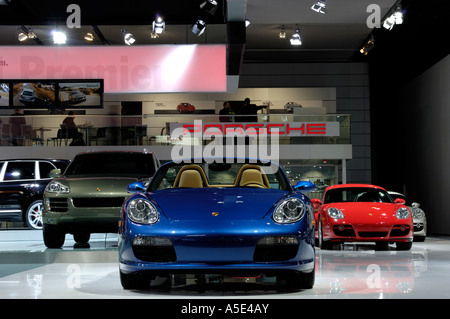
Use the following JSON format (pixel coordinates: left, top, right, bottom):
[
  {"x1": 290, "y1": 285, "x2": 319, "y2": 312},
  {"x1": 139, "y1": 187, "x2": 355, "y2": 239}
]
[{"x1": 149, "y1": 161, "x2": 291, "y2": 191}]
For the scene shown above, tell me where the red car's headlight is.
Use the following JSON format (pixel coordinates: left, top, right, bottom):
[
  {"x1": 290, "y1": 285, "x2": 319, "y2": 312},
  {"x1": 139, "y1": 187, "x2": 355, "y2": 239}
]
[{"x1": 328, "y1": 207, "x2": 344, "y2": 219}]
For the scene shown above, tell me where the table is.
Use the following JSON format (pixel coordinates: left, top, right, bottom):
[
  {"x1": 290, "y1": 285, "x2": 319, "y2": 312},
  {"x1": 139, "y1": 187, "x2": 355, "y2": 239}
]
[
  {"x1": 78, "y1": 125, "x2": 94, "y2": 146},
  {"x1": 32, "y1": 127, "x2": 51, "y2": 145}
]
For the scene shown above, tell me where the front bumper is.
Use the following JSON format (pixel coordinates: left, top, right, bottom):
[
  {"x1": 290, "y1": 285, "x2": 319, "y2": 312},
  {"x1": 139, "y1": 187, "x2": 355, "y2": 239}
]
[
  {"x1": 43, "y1": 195, "x2": 123, "y2": 234},
  {"x1": 119, "y1": 219, "x2": 315, "y2": 276}
]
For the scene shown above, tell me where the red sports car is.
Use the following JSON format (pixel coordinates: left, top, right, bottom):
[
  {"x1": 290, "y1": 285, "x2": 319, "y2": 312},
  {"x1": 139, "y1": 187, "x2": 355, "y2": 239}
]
[
  {"x1": 177, "y1": 103, "x2": 195, "y2": 113},
  {"x1": 311, "y1": 184, "x2": 413, "y2": 250}
]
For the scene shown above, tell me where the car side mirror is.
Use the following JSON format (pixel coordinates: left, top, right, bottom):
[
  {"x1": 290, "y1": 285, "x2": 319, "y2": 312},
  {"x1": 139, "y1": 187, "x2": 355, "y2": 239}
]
[
  {"x1": 394, "y1": 198, "x2": 406, "y2": 204},
  {"x1": 311, "y1": 198, "x2": 321, "y2": 205},
  {"x1": 293, "y1": 181, "x2": 316, "y2": 191},
  {"x1": 127, "y1": 181, "x2": 146, "y2": 193},
  {"x1": 49, "y1": 168, "x2": 61, "y2": 178}
]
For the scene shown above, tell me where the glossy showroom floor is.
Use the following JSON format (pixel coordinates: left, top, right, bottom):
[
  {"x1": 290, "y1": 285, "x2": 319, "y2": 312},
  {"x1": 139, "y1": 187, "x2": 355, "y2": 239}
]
[{"x1": 0, "y1": 230, "x2": 449, "y2": 299}]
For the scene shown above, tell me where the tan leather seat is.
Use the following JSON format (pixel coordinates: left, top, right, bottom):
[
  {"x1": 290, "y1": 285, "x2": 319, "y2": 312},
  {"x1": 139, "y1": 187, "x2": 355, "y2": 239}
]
[
  {"x1": 177, "y1": 169, "x2": 204, "y2": 188},
  {"x1": 173, "y1": 164, "x2": 208, "y2": 188},
  {"x1": 235, "y1": 164, "x2": 270, "y2": 188}
]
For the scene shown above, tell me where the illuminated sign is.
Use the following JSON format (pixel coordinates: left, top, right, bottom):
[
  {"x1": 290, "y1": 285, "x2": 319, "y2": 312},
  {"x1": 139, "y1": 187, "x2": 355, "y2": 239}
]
[
  {"x1": 171, "y1": 122, "x2": 340, "y2": 137},
  {"x1": 0, "y1": 45, "x2": 226, "y2": 93}
]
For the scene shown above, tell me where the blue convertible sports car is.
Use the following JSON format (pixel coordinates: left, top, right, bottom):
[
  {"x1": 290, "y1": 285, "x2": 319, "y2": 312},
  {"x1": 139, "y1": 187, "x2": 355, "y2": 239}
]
[{"x1": 118, "y1": 158, "x2": 316, "y2": 290}]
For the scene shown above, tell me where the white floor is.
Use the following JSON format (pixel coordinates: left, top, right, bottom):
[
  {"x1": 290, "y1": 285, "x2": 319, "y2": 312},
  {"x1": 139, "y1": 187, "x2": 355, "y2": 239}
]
[{"x1": 0, "y1": 230, "x2": 449, "y2": 299}]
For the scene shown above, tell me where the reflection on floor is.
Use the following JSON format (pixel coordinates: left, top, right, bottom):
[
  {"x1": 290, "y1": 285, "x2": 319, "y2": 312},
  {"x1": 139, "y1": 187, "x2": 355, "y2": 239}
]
[{"x1": 0, "y1": 230, "x2": 449, "y2": 299}]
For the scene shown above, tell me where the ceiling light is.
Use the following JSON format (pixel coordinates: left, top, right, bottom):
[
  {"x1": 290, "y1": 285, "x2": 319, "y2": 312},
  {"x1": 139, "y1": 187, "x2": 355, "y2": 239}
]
[
  {"x1": 84, "y1": 32, "x2": 94, "y2": 41},
  {"x1": 245, "y1": 18, "x2": 251, "y2": 27},
  {"x1": 383, "y1": 14, "x2": 395, "y2": 30},
  {"x1": 122, "y1": 29, "x2": 135, "y2": 45},
  {"x1": 279, "y1": 25, "x2": 286, "y2": 38},
  {"x1": 18, "y1": 32, "x2": 28, "y2": 42},
  {"x1": 200, "y1": 0, "x2": 218, "y2": 15},
  {"x1": 192, "y1": 18, "x2": 206, "y2": 36},
  {"x1": 311, "y1": 0, "x2": 327, "y2": 14},
  {"x1": 393, "y1": 7, "x2": 403, "y2": 25},
  {"x1": 27, "y1": 30, "x2": 36, "y2": 39},
  {"x1": 290, "y1": 26, "x2": 302, "y2": 45},
  {"x1": 360, "y1": 37, "x2": 375, "y2": 55},
  {"x1": 150, "y1": 31, "x2": 159, "y2": 39},
  {"x1": 152, "y1": 16, "x2": 165, "y2": 34},
  {"x1": 52, "y1": 30, "x2": 67, "y2": 44}
]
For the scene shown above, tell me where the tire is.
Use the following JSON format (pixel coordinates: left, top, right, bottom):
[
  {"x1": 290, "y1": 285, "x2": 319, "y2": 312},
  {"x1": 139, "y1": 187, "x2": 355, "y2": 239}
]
[
  {"x1": 43, "y1": 225, "x2": 65, "y2": 248},
  {"x1": 25, "y1": 200, "x2": 43, "y2": 230},
  {"x1": 74, "y1": 232, "x2": 90, "y2": 244},
  {"x1": 318, "y1": 219, "x2": 333, "y2": 250},
  {"x1": 278, "y1": 269, "x2": 315, "y2": 290},
  {"x1": 396, "y1": 241, "x2": 412, "y2": 251},
  {"x1": 414, "y1": 236, "x2": 426, "y2": 242},
  {"x1": 120, "y1": 271, "x2": 151, "y2": 289}
]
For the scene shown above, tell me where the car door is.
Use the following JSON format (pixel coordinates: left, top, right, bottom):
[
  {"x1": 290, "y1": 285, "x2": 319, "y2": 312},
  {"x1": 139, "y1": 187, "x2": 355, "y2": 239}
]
[{"x1": 0, "y1": 160, "x2": 37, "y2": 218}]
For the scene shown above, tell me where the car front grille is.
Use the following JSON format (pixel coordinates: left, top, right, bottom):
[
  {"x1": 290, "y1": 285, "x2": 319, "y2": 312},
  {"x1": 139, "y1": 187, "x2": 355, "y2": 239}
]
[
  {"x1": 390, "y1": 224, "x2": 411, "y2": 237},
  {"x1": 72, "y1": 197, "x2": 125, "y2": 208},
  {"x1": 358, "y1": 231, "x2": 388, "y2": 238},
  {"x1": 48, "y1": 198, "x2": 69, "y2": 212}
]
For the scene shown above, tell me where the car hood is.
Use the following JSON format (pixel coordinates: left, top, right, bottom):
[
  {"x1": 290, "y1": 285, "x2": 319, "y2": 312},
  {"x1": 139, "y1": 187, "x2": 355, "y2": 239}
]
[
  {"x1": 325, "y1": 202, "x2": 403, "y2": 222},
  {"x1": 149, "y1": 188, "x2": 289, "y2": 220},
  {"x1": 60, "y1": 177, "x2": 138, "y2": 196}
]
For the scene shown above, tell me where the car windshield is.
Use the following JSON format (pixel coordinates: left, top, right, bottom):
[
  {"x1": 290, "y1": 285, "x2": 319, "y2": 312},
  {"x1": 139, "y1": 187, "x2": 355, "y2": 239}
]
[
  {"x1": 64, "y1": 153, "x2": 156, "y2": 178},
  {"x1": 324, "y1": 187, "x2": 393, "y2": 204},
  {"x1": 148, "y1": 160, "x2": 290, "y2": 191},
  {"x1": 23, "y1": 91, "x2": 33, "y2": 96}
]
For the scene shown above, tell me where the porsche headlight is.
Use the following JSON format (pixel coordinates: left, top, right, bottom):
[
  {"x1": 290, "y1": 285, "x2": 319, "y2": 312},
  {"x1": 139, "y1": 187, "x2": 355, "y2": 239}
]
[
  {"x1": 45, "y1": 181, "x2": 70, "y2": 193},
  {"x1": 127, "y1": 198, "x2": 159, "y2": 224},
  {"x1": 273, "y1": 198, "x2": 305, "y2": 224},
  {"x1": 412, "y1": 207, "x2": 425, "y2": 219},
  {"x1": 396, "y1": 207, "x2": 410, "y2": 219},
  {"x1": 328, "y1": 207, "x2": 344, "y2": 219}
]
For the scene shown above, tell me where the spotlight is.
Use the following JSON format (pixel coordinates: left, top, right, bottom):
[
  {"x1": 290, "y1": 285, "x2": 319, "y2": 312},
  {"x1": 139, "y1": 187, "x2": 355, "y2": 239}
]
[
  {"x1": 383, "y1": 14, "x2": 395, "y2": 30},
  {"x1": 279, "y1": 25, "x2": 286, "y2": 38},
  {"x1": 192, "y1": 18, "x2": 206, "y2": 36},
  {"x1": 152, "y1": 16, "x2": 165, "y2": 34},
  {"x1": 200, "y1": 0, "x2": 218, "y2": 15},
  {"x1": 311, "y1": 0, "x2": 327, "y2": 14},
  {"x1": 393, "y1": 7, "x2": 403, "y2": 25},
  {"x1": 290, "y1": 26, "x2": 302, "y2": 45},
  {"x1": 18, "y1": 32, "x2": 28, "y2": 42},
  {"x1": 27, "y1": 30, "x2": 36, "y2": 39},
  {"x1": 360, "y1": 37, "x2": 375, "y2": 55},
  {"x1": 84, "y1": 32, "x2": 94, "y2": 41},
  {"x1": 122, "y1": 29, "x2": 135, "y2": 45},
  {"x1": 245, "y1": 18, "x2": 251, "y2": 28},
  {"x1": 52, "y1": 30, "x2": 67, "y2": 44}
]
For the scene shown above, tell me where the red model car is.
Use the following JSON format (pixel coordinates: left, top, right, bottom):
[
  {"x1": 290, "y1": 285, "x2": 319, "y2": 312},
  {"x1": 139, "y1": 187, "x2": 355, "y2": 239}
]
[
  {"x1": 311, "y1": 184, "x2": 413, "y2": 250},
  {"x1": 177, "y1": 103, "x2": 195, "y2": 113}
]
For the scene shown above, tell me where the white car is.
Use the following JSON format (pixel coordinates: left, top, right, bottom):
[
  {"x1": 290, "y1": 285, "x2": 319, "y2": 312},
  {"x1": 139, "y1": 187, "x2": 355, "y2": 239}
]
[
  {"x1": 388, "y1": 191, "x2": 427, "y2": 242},
  {"x1": 19, "y1": 88, "x2": 36, "y2": 103}
]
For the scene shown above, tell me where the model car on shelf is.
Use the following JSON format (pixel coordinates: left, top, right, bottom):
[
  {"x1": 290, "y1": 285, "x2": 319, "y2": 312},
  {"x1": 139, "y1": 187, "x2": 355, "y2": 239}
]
[
  {"x1": 42, "y1": 151, "x2": 159, "y2": 248},
  {"x1": 118, "y1": 158, "x2": 316, "y2": 290},
  {"x1": 0, "y1": 159, "x2": 70, "y2": 230},
  {"x1": 388, "y1": 191, "x2": 427, "y2": 242},
  {"x1": 311, "y1": 184, "x2": 413, "y2": 250},
  {"x1": 177, "y1": 102, "x2": 195, "y2": 113}
]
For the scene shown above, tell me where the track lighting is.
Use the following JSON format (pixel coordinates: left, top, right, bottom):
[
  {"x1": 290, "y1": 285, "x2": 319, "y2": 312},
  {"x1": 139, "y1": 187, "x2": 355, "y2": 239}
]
[
  {"x1": 290, "y1": 26, "x2": 302, "y2": 45},
  {"x1": 383, "y1": 5, "x2": 403, "y2": 30},
  {"x1": 279, "y1": 25, "x2": 286, "y2": 38},
  {"x1": 311, "y1": 0, "x2": 327, "y2": 14},
  {"x1": 360, "y1": 37, "x2": 375, "y2": 55},
  {"x1": 52, "y1": 30, "x2": 66, "y2": 44},
  {"x1": 122, "y1": 29, "x2": 135, "y2": 45},
  {"x1": 192, "y1": 18, "x2": 206, "y2": 36},
  {"x1": 200, "y1": 0, "x2": 218, "y2": 15},
  {"x1": 152, "y1": 16, "x2": 165, "y2": 34},
  {"x1": 17, "y1": 26, "x2": 36, "y2": 42},
  {"x1": 18, "y1": 32, "x2": 28, "y2": 42},
  {"x1": 84, "y1": 32, "x2": 94, "y2": 41}
]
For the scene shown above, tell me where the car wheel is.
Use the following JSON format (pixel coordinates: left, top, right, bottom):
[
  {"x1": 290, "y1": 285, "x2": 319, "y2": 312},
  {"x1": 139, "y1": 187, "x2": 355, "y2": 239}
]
[
  {"x1": 43, "y1": 225, "x2": 65, "y2": 248},
  {"x1": 396, "y1": 242, "x2": 412, "y2": 250},
  {"x1": 25, "y1": 200, "x2": 43, "y2": 230},
  {"x1": 318, "y1": 219, "x2": 332, "y2": 249},
  {"x1": 414, "y1": 236, "x2": 426, "y2": 242},
  {"x1": 74, "y1": 232, "x2": 90, "y2": 244},
  {"x1": 120, "y1": 271, "x2": 150, "y2": 289}
]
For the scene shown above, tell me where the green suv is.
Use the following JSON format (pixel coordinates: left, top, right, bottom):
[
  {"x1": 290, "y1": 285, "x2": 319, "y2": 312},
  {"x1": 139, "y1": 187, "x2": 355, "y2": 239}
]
[{"x1": 42, "y1": 151, "x2": 159, "y2": 248}]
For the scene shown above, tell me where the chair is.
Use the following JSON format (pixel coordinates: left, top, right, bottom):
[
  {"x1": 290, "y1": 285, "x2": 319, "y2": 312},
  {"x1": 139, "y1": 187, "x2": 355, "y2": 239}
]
[
  {"x1": 90, "y1": 127, "x2": 107, "y2": 146},
  {"x1": 173, "y1": 164, "x2": 209, "y2": 188},
  {"x1": 235, "y1": 164, "x2": 270, "y2": 188}
]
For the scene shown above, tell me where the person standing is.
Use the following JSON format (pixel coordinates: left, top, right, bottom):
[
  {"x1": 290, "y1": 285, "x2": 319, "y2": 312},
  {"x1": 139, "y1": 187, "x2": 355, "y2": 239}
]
[
  {"x1": 241, "y1": 98, "x2": 266, "y2": 122},
  {"x1": 219, "y1": 101, "x2": 234, "y2": 122},
  {"x1": 9, "y1": 109, "x2": 26, "y2": 146}
]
